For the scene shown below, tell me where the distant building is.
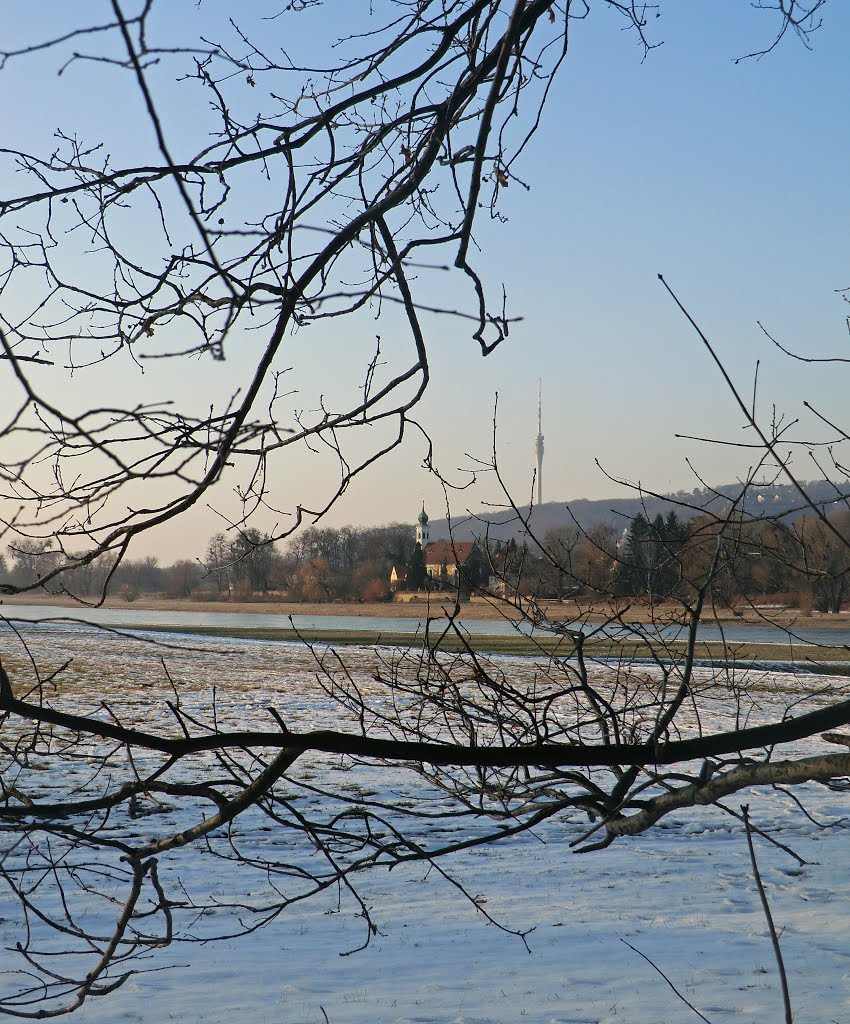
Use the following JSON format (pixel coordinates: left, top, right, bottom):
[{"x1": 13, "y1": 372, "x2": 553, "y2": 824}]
[
  {"x1": 422, "y1": 539, "x2": 476, "y2": 581},
  {"x1": 389, "y1": 564, "x2": 408, "y2": 592},
  {"x1": 483, "y1": 547, "x2": 520, "y2": 598},
  {"x1": 389, "y1": 507, "x2": 482, "y2": 592}
]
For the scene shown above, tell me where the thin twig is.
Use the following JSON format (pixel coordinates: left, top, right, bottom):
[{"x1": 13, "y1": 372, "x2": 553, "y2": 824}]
[
  {"x1": 620, "y1": 938, "x2": 715, "y2": 1024},
  {"x1": 742, "y1": 803, "x2": 793, "y2": 1024}
]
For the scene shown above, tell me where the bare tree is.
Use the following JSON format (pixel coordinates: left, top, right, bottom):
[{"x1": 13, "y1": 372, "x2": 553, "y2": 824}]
[
  {"x1": 0, "y1": 1, "x2": 843, "y2": 1019},
  {"x1": 0, "y1": 0, "x2": 591, "y2": 587},
  {"x1": 204, "y1": 533, "x2": 234, "y2": 596}
]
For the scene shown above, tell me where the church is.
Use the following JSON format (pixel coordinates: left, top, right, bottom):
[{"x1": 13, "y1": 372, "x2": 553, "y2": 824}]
[{"x1": 389, "y1": 505, "x2": 480, "y2": 592}]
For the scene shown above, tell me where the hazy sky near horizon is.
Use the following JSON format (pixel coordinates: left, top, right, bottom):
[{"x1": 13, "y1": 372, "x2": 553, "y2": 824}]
[{"x1": 1, "y1": 2, "x2": 849, "y2": 562}]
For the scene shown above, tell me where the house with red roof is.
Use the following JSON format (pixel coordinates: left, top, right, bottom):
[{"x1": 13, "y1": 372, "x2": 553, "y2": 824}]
[{"x1": 422, "y1": 539, "x2": 477, "y2": 581}]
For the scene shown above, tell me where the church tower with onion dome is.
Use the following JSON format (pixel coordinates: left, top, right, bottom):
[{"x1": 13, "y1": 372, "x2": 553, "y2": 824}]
[{"x1": 416, "y1": 504, "x2": 430, "y2": 548}]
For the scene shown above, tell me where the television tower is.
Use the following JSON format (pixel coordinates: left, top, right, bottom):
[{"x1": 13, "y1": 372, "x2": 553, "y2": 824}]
[{"x1": 534, "y1": 379, "x2": 544, "y2": 507}]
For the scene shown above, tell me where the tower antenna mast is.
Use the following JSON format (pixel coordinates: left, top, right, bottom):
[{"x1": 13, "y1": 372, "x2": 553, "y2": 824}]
[{"x1": 535, "y1": 379, "x2": 544, "y2": 507}]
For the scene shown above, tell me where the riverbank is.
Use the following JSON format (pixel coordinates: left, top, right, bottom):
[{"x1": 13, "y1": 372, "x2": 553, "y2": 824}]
[
  {"x1": 5, "y1": 591, "x2": 850, "y2": 632},
  {"x1": 3, "y1": 593, "x2": 850, "y2": 670},
  {"x1": 112, "y1": 623, "x2": 850, "y2": 669}
]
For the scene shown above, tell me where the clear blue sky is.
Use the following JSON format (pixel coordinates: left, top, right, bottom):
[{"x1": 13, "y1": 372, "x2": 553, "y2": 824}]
[
  {"x1": 1, "y1": 3, "x2": 848, "y2": 561},
  {"x1": 338, "y1": 2, "x2": 850, "y2": 540}
]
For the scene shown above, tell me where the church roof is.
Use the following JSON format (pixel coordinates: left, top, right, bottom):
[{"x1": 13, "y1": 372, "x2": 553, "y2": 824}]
[
  {"x1": 418, "y1": 504, "x2": 429, "y2": 524},
  {"x1": 423, "y1": 540, "x2": 475, "y2": 567}
]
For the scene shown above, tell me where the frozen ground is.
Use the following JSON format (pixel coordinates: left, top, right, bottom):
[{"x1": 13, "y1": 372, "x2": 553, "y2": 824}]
[{"x1": 2, "y1": 625, "x2": 850, "y2": 1023}]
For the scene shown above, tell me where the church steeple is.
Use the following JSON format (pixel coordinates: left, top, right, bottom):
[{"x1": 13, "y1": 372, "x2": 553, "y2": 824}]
[{"x1": 416, "y1": 503, "x2": 430, "y2": 548}]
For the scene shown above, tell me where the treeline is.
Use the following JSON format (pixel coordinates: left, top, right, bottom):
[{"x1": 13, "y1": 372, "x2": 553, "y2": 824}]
[
  {"x1": 2, "y1": 523, "x2": 415, "y2": 603},
  {"x1": 2, "y1": 539, "x2": 200, "y2": 600},
  {"x1": 526, "y1": 509, "x2": 850, "y2": 611},
  {"x1": 202, "y1": 523, "x2": 416, "y2": 601},
  {"x1": 5, "y1": 510, "x2": 850, "y2": 610}
]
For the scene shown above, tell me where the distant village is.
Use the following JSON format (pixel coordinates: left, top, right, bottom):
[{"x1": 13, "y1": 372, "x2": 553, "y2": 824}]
[
  {"x1": 5, "y1": 479, "x2": 850, "y2": 613},
  {"x1": 6, "y1": 377, "x2": 848, "y2": 611}
]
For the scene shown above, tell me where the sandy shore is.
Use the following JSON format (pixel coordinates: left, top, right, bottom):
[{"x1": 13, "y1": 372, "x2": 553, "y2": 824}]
[{"x1": 4, "y1": 591, "x2": 850, "y2": 631}]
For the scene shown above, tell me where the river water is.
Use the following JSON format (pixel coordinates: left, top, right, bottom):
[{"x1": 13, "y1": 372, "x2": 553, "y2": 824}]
[{"x1": 2, "y1": 601, "x2": 850, "y2": 648}]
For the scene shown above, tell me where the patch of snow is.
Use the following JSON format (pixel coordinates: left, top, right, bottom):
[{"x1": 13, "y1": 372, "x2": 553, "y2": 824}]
[{"x1": 1, "y1": 627, "x2": 849, "y2": 1022}]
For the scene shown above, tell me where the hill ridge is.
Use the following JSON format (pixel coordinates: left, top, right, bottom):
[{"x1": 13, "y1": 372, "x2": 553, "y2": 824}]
[{"x1": 429, "y1": 479, "x2": 850, "y2": 543}]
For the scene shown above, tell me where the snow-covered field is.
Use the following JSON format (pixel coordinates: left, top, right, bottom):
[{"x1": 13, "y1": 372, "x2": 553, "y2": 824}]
[{"x1": 2, "y1": 625, "x2": 850, "y2": 1023}]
